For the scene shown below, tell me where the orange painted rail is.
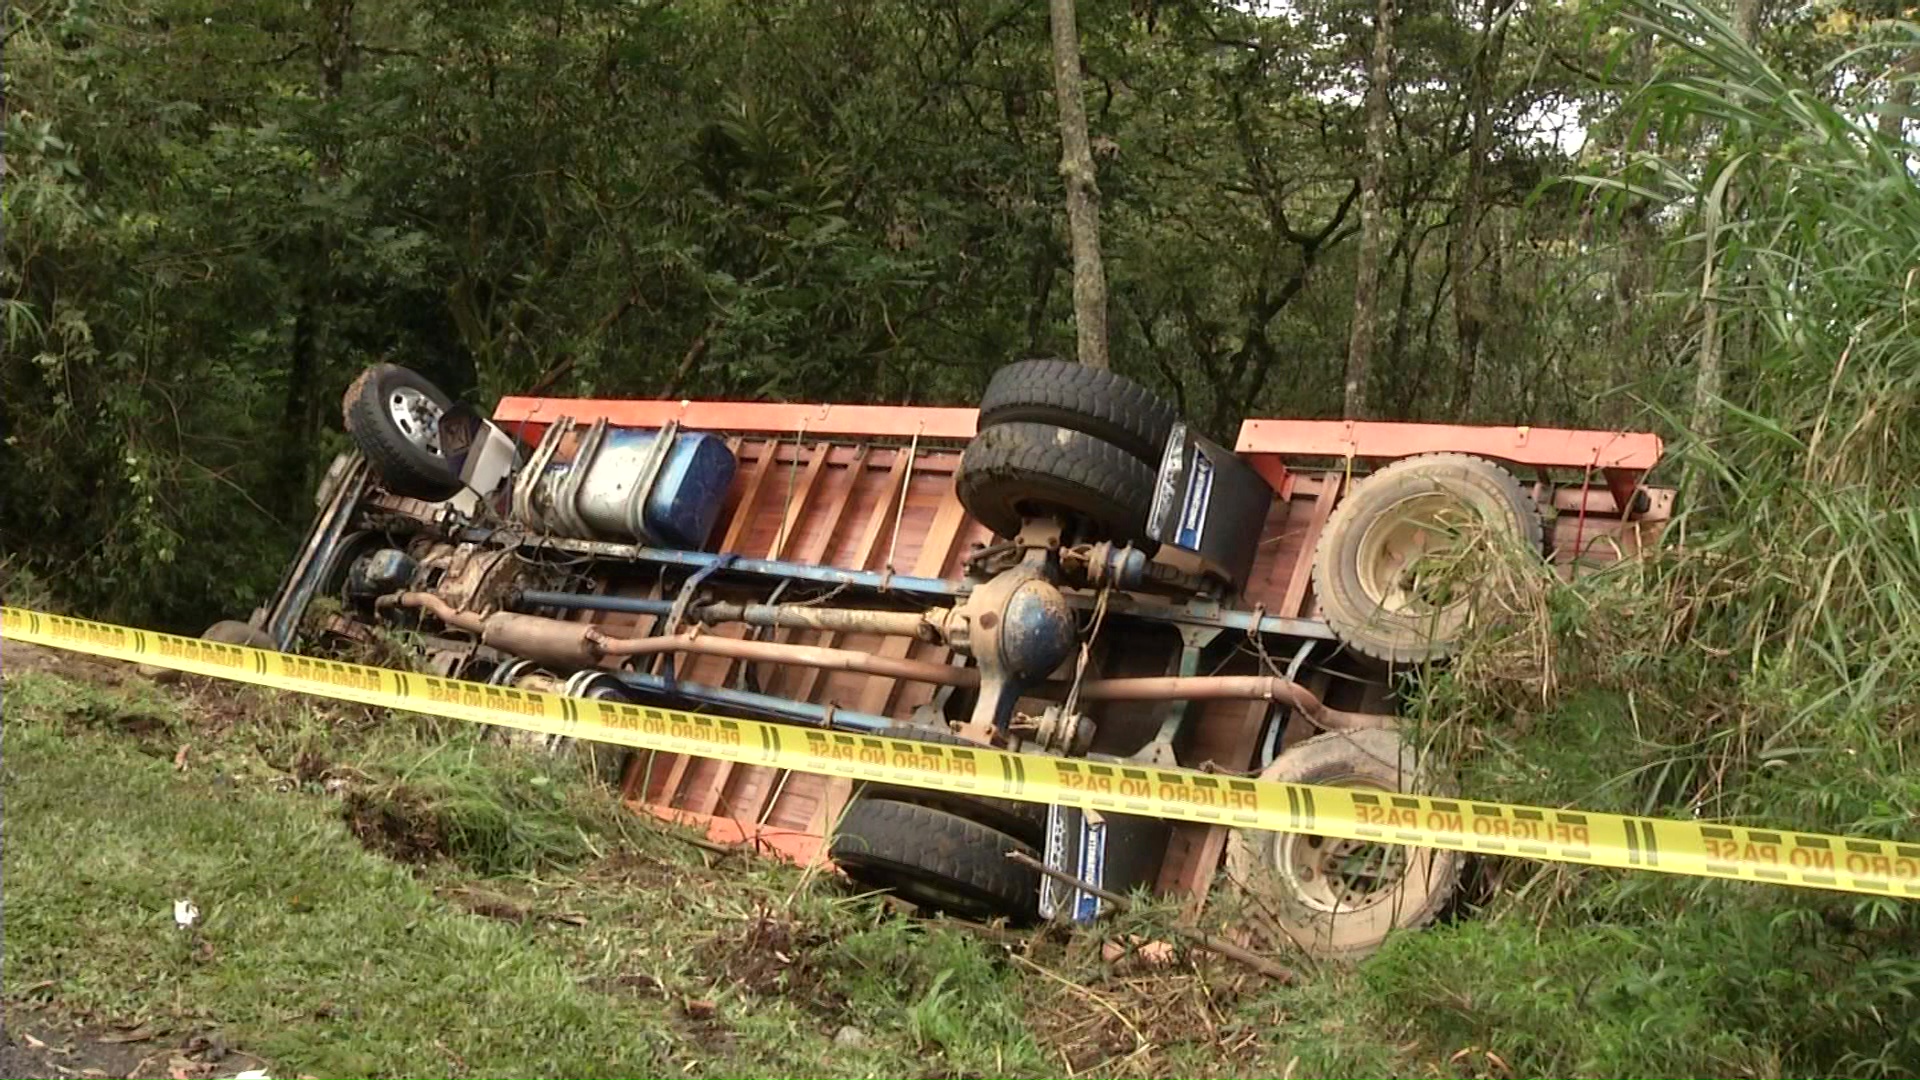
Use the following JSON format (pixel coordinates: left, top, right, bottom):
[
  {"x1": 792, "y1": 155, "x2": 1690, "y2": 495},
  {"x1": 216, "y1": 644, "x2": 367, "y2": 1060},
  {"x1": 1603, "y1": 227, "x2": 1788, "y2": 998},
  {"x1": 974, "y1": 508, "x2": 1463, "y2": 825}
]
[
  {"x1": 1235, "y1": 419, "x2": 1663, "y2": 472},
  {"x1": 494, "y1": 397, "x2": 978, "y2": 442}
]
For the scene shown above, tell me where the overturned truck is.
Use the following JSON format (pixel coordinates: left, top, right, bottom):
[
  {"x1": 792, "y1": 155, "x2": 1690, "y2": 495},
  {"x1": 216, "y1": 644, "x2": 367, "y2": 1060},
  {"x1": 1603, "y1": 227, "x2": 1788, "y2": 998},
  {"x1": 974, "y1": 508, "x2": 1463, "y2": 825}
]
[{"x1": 243, "y1": 360, "x2": 1671, "y2": 958}]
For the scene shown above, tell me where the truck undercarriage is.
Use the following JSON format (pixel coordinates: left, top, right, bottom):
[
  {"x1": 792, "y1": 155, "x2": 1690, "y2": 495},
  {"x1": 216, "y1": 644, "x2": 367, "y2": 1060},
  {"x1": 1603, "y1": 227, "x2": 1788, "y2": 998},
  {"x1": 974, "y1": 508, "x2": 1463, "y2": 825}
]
[{"x1": 239, "y1": 360, "x2": 1670, "y2": 958}]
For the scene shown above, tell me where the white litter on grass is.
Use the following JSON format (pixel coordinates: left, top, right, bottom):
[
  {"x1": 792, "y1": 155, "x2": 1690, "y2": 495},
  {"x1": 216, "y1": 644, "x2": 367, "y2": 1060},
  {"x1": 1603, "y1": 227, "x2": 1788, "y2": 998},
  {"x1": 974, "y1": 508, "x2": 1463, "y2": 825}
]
[
  {"x1": 174, "y1": 899, "x2": 200, "y2": 929},
  {"x1": 233, "y1": 1070, "x2": 271, "y2": 1079}
]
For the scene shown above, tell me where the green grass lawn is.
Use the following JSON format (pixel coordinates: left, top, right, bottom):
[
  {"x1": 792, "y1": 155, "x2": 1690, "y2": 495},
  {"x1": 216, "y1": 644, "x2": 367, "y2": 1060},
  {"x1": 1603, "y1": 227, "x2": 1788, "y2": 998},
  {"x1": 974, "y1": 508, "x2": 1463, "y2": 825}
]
[
  {"x1": 10, "y1": 645, "x2": 1906, "y2": 1077},
  {"x1": 1, "y1": 657, "x2": 1415, "y2": 1079}
]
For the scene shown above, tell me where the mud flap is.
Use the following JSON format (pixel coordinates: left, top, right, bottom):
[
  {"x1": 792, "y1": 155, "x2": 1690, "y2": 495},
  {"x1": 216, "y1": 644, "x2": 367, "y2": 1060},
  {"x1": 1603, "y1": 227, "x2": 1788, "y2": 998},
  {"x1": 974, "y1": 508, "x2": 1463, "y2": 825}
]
[{"x1": 1038, "y1": 803, "x2": 1172, "y2": 922}]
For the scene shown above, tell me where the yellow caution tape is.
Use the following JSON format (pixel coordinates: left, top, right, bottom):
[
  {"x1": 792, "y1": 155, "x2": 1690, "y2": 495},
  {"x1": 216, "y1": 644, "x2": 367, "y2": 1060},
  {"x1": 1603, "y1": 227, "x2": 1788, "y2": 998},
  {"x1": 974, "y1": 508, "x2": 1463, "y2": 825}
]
[{"x1": 5, "y1": 605, "x2": 1917, "y2": 899}]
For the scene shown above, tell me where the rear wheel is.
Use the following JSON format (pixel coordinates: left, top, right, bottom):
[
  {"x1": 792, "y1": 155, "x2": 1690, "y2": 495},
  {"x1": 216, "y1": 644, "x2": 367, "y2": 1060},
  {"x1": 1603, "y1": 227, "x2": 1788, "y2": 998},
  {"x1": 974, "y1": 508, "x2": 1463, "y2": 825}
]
[
  {"x1": 956, "y1": 422, "x2": 1155, "y2": 544},
  {"x1": 853, "y1": 725, "x2": 1048, "y2": 846},
  {"x1": 978, "y1": 359, "x2": 1179, "y2": 467},
  {"x1": 1225, "y1": 728, "x2": 1461, "y2": 961},
  {"x1": 1311, "y1": 453, "x2": 1541, "y2": 664},
  {"x1": 830, "y1": 797, "x2": 1039, "y2": 921},
  {"x1": 342, "y1": 364, "x2": 465, "y2": 501}
]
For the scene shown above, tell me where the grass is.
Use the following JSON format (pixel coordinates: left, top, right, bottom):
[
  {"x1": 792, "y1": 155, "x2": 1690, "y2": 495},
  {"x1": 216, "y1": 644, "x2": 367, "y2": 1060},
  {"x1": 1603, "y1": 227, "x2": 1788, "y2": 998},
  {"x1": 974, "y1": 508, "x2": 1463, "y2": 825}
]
[
  {"x1": 10, "y1": 598, "x2": 1920, "y2": 1079},
  {"x1": 0, "y1": 655, "x2": 1422, "y2": 1079}
]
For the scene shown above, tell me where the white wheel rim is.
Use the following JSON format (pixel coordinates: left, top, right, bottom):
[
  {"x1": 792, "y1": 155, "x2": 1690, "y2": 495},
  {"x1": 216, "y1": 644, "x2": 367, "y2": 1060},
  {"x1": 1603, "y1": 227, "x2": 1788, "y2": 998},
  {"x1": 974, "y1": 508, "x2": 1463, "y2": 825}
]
[
  {"x1": 388, "y1": 387, "x2": 445, "y2": 456},
  {"x1": 1352, "y1": 491, "x2": 1483, "y2": 616},
  {"x1": 1275, "y1": 828, "x2": 1410, "y2": 913}
]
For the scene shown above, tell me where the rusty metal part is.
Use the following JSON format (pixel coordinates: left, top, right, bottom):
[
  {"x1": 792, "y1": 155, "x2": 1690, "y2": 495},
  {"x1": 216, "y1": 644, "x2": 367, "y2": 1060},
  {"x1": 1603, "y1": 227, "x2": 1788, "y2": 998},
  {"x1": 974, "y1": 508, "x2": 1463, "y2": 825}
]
[
  {"x1": 691, "y1": 601, "x2": 943, "y2": 641},
  {"x1": 482, "y1": 613, "x2": 611, "y2": 668},
  {"x1": 597, "y1": 632, "x2": 970, "y2": 685},
  {"x1": 385, "y1": 595, "x2": 1385, "y2": 731},
  {"x1": 1009, "y1": 705, "x2": 1095, "y2": 755},
  {"x1": 1071, "y1": 675, "x2": 1391, "y2": 733},
  {"x1": 386, "y1": 591, "x2": 485, "y2": 632},
  {"x1": 414, "y1": 541, "x2": 521, "y2": 614}
]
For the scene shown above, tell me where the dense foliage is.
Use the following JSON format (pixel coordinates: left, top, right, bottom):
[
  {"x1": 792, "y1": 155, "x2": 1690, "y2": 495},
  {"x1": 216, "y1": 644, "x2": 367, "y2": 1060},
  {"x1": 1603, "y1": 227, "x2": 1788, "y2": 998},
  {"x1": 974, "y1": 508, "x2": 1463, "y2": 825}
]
[
  {"x1": 2, "y1": 0, "x2": 1671, "y2": 626},
  {"x1": 8, "y1": 0, "x2": 1920, "y2": 1074}
]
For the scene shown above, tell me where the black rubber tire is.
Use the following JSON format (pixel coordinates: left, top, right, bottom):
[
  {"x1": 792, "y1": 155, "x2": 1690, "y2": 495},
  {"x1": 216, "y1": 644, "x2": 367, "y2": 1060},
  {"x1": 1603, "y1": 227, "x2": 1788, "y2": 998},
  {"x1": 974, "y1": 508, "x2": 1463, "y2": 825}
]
[
  {"x1": 830, "y1": 797, "x2": 1040, "y2": 921},
  {"x1": 1225, "y1": 728, "x2": 1462, "y2": 962},
  {"x1": 853, "y1": 726, "x2": 1050, "y2": 846},
  {"x1": 137, "y1": 618, "x2": 274, "y2": 681},
  {"x1": 978, "y1": 359, "x2": 1180, "y2": 466},
  {"x1": 1310, "y1": 453, "x2": 1542, "y2": 665},
  {"x1": 342, "y1": 364, "x2": 464, "y2": 501},
  {"x1": 956, "y1": 422, "x2": 1155, "y2": 542},
  {"x1": 202, "y1": 619, "x2": 276, "y2": 650}
]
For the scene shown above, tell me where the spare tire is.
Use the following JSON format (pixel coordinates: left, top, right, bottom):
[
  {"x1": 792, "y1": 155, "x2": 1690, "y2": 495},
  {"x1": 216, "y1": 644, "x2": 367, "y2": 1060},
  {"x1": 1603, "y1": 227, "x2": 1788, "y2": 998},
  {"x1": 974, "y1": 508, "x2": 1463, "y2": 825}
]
[
  {"x1": 853, "y1": 725, "x2": 1049, "y2": 845},
  {"x1": 342, "y1": 364, "x2": 465, "y2": 502},
  {"x1": 831, "y1": 797, "x2": 1040, "y2": 921},
  {"x1": 1225, "y1": 728, "x2": 1462, "y2": 961},
  {"x1": 1310, "y1": 453, "x2": 1542, "y2": 665},
  {"x1": 979, "y1": 359, "x2": 1179, "y2": 466},
  {"x1": 956, "y1": 422, "x2": 1154, "y2": 543}
]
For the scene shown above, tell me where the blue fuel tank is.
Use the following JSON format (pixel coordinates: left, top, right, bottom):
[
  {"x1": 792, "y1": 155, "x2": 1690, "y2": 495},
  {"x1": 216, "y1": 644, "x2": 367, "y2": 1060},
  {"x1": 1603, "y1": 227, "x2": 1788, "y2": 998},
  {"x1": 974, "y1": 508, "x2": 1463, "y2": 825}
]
[{"x1": 535, "y1": 427, "x2": 737, "y2": 549}]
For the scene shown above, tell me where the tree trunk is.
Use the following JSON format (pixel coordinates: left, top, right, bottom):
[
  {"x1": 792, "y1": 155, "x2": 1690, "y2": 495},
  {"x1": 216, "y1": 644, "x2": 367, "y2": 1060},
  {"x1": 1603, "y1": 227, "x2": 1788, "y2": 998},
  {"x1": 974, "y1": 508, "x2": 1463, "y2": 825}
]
[
  {"x1": 1343, "y1": 0, "x2": 1395, "y2": 418},
  {"x1": 1048, "y1": 0, "x2": 1110, "y2": 369},
  {"x1": 281, "y1": 0, "x2": 355, "y2": 516},
  {"x1": 1450, "y1": 0, "x2": 1511, "y2": 418}
]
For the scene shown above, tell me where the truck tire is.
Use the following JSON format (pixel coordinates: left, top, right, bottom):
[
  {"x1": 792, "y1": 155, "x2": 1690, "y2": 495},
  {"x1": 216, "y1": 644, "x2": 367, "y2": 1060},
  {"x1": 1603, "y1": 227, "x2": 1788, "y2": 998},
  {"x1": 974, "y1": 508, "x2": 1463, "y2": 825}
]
[
  {"x1": 978, "y1": 359, "x2": 1179, "y2": 467},
  {"x1": 1225, "y1": 728, "x2": 1462, "y2": 961},
  {"x1": 342, "y1": 364, "x2": 465, "y2": 502},
  {"x1": 956, "y1": 422, "x2": 1154, "y2": 543},
  {"x1": 201, "y1": 619, "x2": 277, "y2": 650},
  {"x1": 853, "y1": 725, "x2": 1049, "y2": 845},
  {"x1": 830, "y1": 797, "x2": 1040, "y2": 921},
  {"x1": 1310, "y1": 453, "x2": 1541, "y2": 664}
]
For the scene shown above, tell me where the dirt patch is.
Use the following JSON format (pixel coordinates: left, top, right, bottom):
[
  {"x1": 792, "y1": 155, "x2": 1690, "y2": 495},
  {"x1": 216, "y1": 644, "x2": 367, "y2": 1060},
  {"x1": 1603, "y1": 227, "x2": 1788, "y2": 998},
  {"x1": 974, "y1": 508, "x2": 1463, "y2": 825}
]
[
  {"x1": 1, "y1": 1004, "x2": 271, "y2": 1080},
  {"x1": 342, "y1": 788, "x2": 445, "y2": 864},
  {"x1": 697, "y1": 907, "x2": 849, "y2": 1020},
  {"x1": 1025, "y1": 957, "x2": 1268, "y2": 1078},
  {"x1": 1, "y1": 641, "x2": 133, "y2": 688}
]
